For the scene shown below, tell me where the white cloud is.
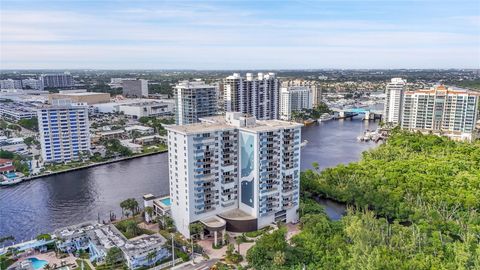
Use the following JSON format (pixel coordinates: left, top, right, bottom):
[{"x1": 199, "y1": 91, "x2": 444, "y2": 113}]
[{"x1": 1, "y1": 6, "x2": 479, "y2": 69}]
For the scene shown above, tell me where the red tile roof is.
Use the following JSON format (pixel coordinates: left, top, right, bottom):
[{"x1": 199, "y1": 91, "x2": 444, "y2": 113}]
[{"x1": 0, "y1": 165, "x2": 15, "y2": 173}]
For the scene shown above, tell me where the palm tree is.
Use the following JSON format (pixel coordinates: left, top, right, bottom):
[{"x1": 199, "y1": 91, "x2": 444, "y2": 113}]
[
  {"x1": 146, "y1": 251, "x2": 157, "y2": 265},
  {"x1": 144, "y1": 206, "x2": 154, "y2": 222},
  {"x1": 235, "y1": 236, "x2": 243, "y2": 253},
  {"x1": 44, "y1": 264, "x2": 52, "y2": 270}
]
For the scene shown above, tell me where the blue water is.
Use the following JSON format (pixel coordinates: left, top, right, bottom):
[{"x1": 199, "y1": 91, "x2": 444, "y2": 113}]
[
  {"x1": 28, "y1": 257, "x2": 48, "y2": 270},
  {"x1": 0, "y1": 117, "x2": 379, "y2": 241},
  {"x1": 6, "y1": 172, "x2": 17, "y2": 179},
  {"x1": 161, "y1": 198, "x2": 171, "y2": 206}
]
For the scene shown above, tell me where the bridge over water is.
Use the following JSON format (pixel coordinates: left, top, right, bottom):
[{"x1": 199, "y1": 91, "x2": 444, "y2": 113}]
[{"x1": 331, "y1": 107, "x2": 383, "y2": 120}]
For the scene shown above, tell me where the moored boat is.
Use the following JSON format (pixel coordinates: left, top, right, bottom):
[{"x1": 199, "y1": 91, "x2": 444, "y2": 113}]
[
  {"x1": 303, "y1": 119, "x2": 316, "y2": 126},
  {"x1": 318, "y1": 113, "x2": 334, "y2": 122}
]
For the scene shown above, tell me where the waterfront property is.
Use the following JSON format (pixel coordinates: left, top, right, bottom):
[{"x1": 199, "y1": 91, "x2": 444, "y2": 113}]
[
  {"x1": 166, "y1": 112, "x2": 302, "y2": 242},
  {"x1": 37, "y1": 100, "x2": 91, "y2": 163},
  {"x1": 280, "y1": 86, "x2": 313, "y2": 120},
  {"x1": 53, "y1": 221, "x2": 170, "y2": 269},
  {"x1": 281, "y1": 79, "x2": 322, "y2": 107},
  {"x1": 401, "y1": 85, "x2": 480, "y2": 141},
  {"x1": 143, "y1": 194, "x2": 171, "y2": 223},
  {"x1": 383, "y1": 78, "x2": 407, "y2": 126}
]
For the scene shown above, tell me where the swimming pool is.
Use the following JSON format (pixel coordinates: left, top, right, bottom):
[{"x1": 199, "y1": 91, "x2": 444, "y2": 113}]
[
  {"x1": 161, "y1": 197, "x2": 171, "y2": 206},
  {"x1": 5, "y1": 172, "x2": 17, "y2": 179},
  {"x1": 27, "y1": 257, "x2": 48, "y2": 270}
]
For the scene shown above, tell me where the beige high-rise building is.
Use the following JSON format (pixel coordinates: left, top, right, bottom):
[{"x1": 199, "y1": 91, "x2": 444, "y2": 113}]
[{"x1": 401, "y1": 85, "x2": 480, "y2": 141}]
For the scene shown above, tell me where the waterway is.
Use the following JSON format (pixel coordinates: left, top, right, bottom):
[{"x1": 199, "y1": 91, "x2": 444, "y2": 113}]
[{"x1": 0, "y1": 117, "x2": 377, "y2": 242}]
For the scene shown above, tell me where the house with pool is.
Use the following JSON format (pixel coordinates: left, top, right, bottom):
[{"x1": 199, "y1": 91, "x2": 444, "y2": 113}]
[{"x1": 53, "y1": 222, "x2": 170, "y2": 269}]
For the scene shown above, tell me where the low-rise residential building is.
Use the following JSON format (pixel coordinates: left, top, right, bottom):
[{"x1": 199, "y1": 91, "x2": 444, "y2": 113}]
[
  {"x1": 0, "y1": 158, "x2": 15, "y2": 175},
  {"x1": 53, "y1": 222, "x2": 170, "y2": 269},
  {"x1": 124, "y1": 125, "x2": 154, "y2": 135},
  {"x1": 93, "y1": 129, "x2": 126, "y2": 143}
]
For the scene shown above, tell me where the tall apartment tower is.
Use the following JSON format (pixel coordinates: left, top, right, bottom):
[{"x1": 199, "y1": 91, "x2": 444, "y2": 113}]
[
  {"x1": 281, "y1": 80, "x2": 321, "y2": 107},
  {"x1": 401, "y1": 85, "x2": 479, "y2": 141},
  {"x1": 38, "y1": 100, "x2": 91, "y2": 163},
  {"x1": 223, "y1": 73, "x2": 280, "y2": 120},
  {"x1": 383, "y1": 78, "x2": 407, "y2": 125},
  {"x1": 174, "y1": 80, "x2": 217, "y2": 125},
  {"x1": 41, "y1": 73, "x2": 74, "y2": 88},
  {"x1": 280, "y1": 86, "x2": 313, "y2": 120},
  {"x1": 122, "y1": 79, "x2": 148, "y2": 98},
  {"x1": 166, "y1": 112, "x2": 302, "y2": 239}
]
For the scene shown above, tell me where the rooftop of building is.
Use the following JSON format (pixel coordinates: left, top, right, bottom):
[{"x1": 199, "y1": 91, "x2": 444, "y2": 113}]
[
  {"x1": 0, "y1": 102, "x2": 39, "y2": 113},
  {"x1": 405, "y1": 85, "x2": 480, "y2": 96},
  {"x1": 225, "y1": 72, "x2": 276, "y2": 80},
  {"x1": 52, "y1": 92, "x2": 109, "y2": 96},
  {"x1": 166, "y1": 113, "x2": 302, "y2": 135},
  {"x1": 174, "y1": 80, "x2": 215, "y2": 89},
  {"x1": 218, "y1": 208, "x2": 257, "y2": 221},
  {"x1": 53, "y1": 221, "x2": 104, "y2": 239},
  {"x1": 124, "y1": 125, "x2": 154, "y2": 131}
]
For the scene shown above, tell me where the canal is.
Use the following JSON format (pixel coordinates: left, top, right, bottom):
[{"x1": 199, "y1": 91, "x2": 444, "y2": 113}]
[{"x1": 0, "y1": 117, "x2": 377, "y2": 241}]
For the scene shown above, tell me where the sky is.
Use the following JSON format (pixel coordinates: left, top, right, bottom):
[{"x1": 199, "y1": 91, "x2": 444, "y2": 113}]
[{"x1": 1, "y1": 0, "x2": 479, "y2": 69}]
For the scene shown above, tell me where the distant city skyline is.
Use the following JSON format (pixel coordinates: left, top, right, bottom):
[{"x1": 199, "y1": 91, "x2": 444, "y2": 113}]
[{"x1": 1, "y1": 0, "x2": 479, "y2": 69}]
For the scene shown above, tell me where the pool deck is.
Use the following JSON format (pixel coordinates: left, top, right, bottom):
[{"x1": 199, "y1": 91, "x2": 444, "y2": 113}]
[{"x1": 21, "y1": 252, "x2": 77, "y2": 269}]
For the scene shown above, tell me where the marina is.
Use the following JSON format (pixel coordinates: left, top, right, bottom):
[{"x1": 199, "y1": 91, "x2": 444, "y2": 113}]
[{"x1": 0, "y1": 117, "x2": 378, "y2": 242}]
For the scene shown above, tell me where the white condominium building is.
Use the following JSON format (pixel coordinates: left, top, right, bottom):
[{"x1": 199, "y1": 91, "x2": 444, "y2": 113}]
[
  {"x1": 280, "y1": 86, "x2": 313, "y2": 120},
  {"x1": 281, "y1": 79, "x2": 321, "y2": 106},
  {"x1": 174, "y1": 80, "x2": 217, "y2": 125},
  {"x1": 224, "y1": 73, "x2": 280, "y2": 120},
  {"x1": 38, "y1": 100, "x2": 91, "y2": 163},
  {"x1": 401, "y1": 85, "x2": 479, "y2": 141},
  {"x1": 166, "y1": 112, "x2": 302, "y2": 240},
  {"x1": 383, "y1": 78, "x2": 407, "y2": 125}
]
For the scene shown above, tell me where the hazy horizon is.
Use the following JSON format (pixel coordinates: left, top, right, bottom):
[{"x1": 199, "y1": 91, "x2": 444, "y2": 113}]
[{"x1": 1, "y1": 0, "x2": 479, "y2": 69}]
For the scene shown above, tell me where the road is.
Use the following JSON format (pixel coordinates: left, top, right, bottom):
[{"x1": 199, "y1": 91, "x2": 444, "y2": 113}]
[{"x1": 173, "y1": 259, "x2": 218, "y2": 270}]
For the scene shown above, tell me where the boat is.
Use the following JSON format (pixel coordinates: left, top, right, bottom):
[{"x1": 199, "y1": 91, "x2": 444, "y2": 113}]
[
  {"x1": 300, "y1": 140, "x2": 308, "y2": 148},
  {"x1": 0, "y1": 172, "x2": 25, "y2": 186},
  {"x1": 303, "y1": 119, "x2": 316, "y2": 126},
  {"x1": 318, "y1": 113, "x2": 334, "y2": 122}
]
